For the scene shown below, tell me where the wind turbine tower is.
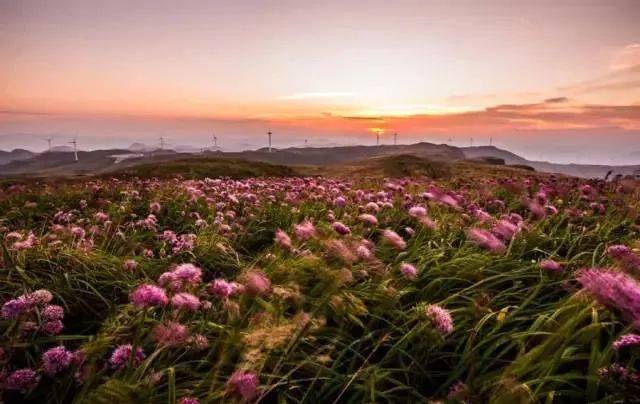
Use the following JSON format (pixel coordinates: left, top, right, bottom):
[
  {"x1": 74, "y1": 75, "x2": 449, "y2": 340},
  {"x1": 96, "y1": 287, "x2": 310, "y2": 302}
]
[
  {"x1": 394, "y1": 132, "x2": 398, "y2": 146},
  {"x1": 268, "y1": 130, "x2": 272, "y2": 152},
  {"x1": 44, "y1": 137, "x2": 53, "y2": 152},
  {"x1": 159, "y1": 137, "x2": 166, "y2": 150},
  {"x1": 69, "y1": 137, "x2": 78, "y2": 161}
]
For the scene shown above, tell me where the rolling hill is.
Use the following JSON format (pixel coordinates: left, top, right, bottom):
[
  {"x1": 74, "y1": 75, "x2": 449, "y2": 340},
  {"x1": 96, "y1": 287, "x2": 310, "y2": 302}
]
[{"x1": 1, "y1": 142, "x2": 639, "y2": 179}]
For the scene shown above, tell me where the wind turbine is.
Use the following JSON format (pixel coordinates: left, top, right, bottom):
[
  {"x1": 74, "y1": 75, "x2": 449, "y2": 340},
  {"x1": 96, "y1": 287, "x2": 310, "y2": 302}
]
[
  {"x1": 159, "y1": 136, "x2": 166, "y2": 150},
  {"x1": 43, "y1": 137, "x2": 53, "y2": 152},
  {"x1": 69, "y1": 137, "x2": 78, "y2": 161},
  {"x1": 212, "y1": 134, "x2": 218, "y2": 149},
  {"x1": 394, "y1": 132, "x2": 398, "y2": 146},
  {"x1": 267, "y1": 130, "x2": 272, "y2": 152}
]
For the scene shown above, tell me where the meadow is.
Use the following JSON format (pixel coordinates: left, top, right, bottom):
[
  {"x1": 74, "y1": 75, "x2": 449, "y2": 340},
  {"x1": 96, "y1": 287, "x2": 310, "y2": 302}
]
[{"x1": 1, "y1": 166, "x2": 639, "y2": 403}]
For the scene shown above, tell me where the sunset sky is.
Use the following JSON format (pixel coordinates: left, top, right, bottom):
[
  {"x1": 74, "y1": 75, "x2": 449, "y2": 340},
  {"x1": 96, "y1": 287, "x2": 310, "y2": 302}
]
[{"x1": 1, "y1": 0, "x2": 639, "y2": 163}]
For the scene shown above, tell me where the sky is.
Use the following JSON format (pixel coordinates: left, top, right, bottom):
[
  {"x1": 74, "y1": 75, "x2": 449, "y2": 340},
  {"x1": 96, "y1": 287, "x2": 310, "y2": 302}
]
[{"x1": 1, "y1": 0, "x2": 639, "y2": 164}]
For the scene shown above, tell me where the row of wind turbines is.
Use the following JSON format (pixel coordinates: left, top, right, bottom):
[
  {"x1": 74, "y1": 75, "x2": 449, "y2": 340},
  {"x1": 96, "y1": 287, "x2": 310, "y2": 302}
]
[
  {"x1": 43, "y1": 136, "x2": 78, "y2": 161},
  {"x1": 38, "y1": 130, "x2": 412, "y2": 162}
]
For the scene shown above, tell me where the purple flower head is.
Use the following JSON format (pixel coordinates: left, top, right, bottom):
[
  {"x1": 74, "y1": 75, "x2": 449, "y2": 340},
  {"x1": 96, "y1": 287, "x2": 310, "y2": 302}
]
[
  {"x1": 382, "y1": 229, "x2": 406, "y2": 250},
  {"x1": 171, "y1": 293, "x2": 201, "y2": 312},
  {"x1": 358, "y1": 214, "x2": 378, "y2": 226},
  {"x1": 243, "y1": 271, "x2": 271, "y2": 296},
  {"x1": 607, "y1": 245, "x2": 640, "y2": 273},
  {"x1": 576, "y1": 268, "x2": 640, "y2": 325},
  {"x1": 613, "y1": 333, "x2": 640, "y2": 350},
  {"x1": 5, "y1": 368, "x2": 40, "y2": 391},
  {"x1": 42, "y1": 304, "x2": 65, "y2": 321},
  {"x1": 42, "y1": 320, "x2": 64, "y2": 335},
  {"x1": 333, "y1": 196, "x2": 347, "y2": 207},
  {"x1": 109, "y1": 344, "x2": 145, "y2": 369},
  {"x1": 408, "y1": 206, "x2": 427, "y2": 218},
  {"x1": 332, "y1": 221, "x2": 351, "y2": 236},
  {"x1": 227, "y1": 369, "x2": 259, "y2": 401},
  {"x1": 1, "y1": 296, "x2": 31, "y2": 319},
  {"x1": 179, "y1": 398, "x2": 200, "y2": 404},
  {"x1": 42, "y1": 346, "x2": 73, "y2": 376},
  {"x1": 356, "y1": 244, "x2": 373, "y2": 261},
  {"x1": 153, "y1": 321, "x2": 189, "y2": 347},
  {"x1": 123, "y1": 259, "x2": 137, "y2": 271},
  {"x1": 466, "y1": 228, "x2": 506, "y2": 253},
  {"x1": 173, "y1": 264, "x2": 203, "y2": 284},
  {"x1": 26, "y1": 289, "x2": 53, "y2": 306},
  {"x1": 400, "y1": 263, "x2": 418, "y2": 280},
  {"x1": 539, "y1": 259, "x2": 563, "y2": 273},
  {"x1": 425, "y1": 304, "x2": 454, "y2": 335},
  {"x1": 294, "y1": 220, "x2": 316, "y2": 241},
  {"x1": 208, "y1": 279, "x2": 234, "y2": 299},
  {"x1": 274, "y1": 229, "x2": 293, "y2": 250},
  {"x1": 129, "y1": 284, "x2": 168, "y2": 309}
]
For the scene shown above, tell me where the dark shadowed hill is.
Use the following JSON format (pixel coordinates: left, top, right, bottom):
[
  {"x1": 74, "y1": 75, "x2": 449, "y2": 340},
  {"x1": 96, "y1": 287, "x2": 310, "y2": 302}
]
[
  {"x1": 222, "y1": 142, "x2": 464, "y2": 166},
  {"x1": 111, "y1": 157, "x2": 299, "y2": 179},
  {"x1": 0, "y1": 149, "x2": 35, "y2": 165}
]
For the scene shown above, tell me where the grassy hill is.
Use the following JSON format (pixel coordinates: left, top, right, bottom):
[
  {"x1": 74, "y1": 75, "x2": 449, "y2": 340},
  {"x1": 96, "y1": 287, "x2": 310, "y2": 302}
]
[{"x1": 111, "y1": 157, "x2": 300, "y2": 179}]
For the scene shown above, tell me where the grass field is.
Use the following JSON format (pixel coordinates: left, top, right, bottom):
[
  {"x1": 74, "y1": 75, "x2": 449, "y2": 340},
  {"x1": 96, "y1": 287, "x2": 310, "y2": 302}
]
[{"x1": 1, "y1": 164, "x2": 640, "y2": 403}]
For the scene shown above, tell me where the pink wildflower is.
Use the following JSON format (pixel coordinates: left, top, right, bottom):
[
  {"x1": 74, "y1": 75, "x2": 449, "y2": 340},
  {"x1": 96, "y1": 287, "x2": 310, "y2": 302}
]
[
  {"x1": 491, "y1": 219, "x2": 519, "y2": 242},
  {"x1": 208, "y1": 279, "x2": 234, "y2": 299},
  {"x1": 576, "y1": 268, "x2": 640, "y2": 325},
  {"x1": 400, "y1": 263, "x2": 418, "y2": 280},
  {"x1": 356, "y1": 244, "x2": 373, "y2": 261},
  {"x1": 466, "y1": 228, "x2": 506, "y2": 253},
  {"x1": 539, "y1": 259, "x2": 563, "y2": 272},
  {"x1": 408, "y1": 206, "x2": 427, "y2": 218},
  {"x1": 42, "y1": 346, "x2": 72, "y2": 376},
  {"x1": 274, "y1": 229, "x2": 293, "y2": 250},
  {"x1": 613, "y1": 334, "x2": 640, "y2": 350},
  {"x1": 227, "y1": 369, "x2": 259, "y2": 401},
  {"x1": 171, "y1": 293, "x2": 201, "y2": 311},
  {"x1": 25, "y1": 289, "x2": 53, "y2": 305},
  {"x1": 153, "y1": 321, "x2": 190, "y2": 346},
  {"x1": 5, "y1": 368, "x2": 39, "y2": 391},
  {"x1": 173, "y1": 263, "x2": 203, "y2": 285},
  {"x1": 608, "y1": 245, "x2": 640, "y2": 273},
  {"x1": 42, "y1": 320, "x2": 64, "y2": 335},
  {"x1": 129, "y1": 284, "x2": 168, "y2": 309},
  {"x1": 109, "y1": 344, "x2": 145, "y2": 369},
  {"x1": 358, "y1": 214, "x2": 378, "y2": 226},
  {"x1": 150, "y1": 202, "x2": 161, "y2": 213},
  {"x1": 243, "y1": 271, "x2": 271, "y2": 296},
  {"x1": 1, "y1": 296, "x2": 31, "y2": 319},
  {"x1": 294, "y1": 220, "x2": 316, "y2": 241},
  {"x1": 382, "y1": 229, "x2": 406, "y2": 250},
  {"x1": 42, "y1": 304, "x2": 65, "y2": 321},
  {"x1": 332, "y1": 221, "x2": 351, "y2": 236},
  {"x1": 123, "y1": 259, "x2": 137, "y2": 271},
  {"x1": 425, "y1": 304, "x2": 454, "y2": 335}
]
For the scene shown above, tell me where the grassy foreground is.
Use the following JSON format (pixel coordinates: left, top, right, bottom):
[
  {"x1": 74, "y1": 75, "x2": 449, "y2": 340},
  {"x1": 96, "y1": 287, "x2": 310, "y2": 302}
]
[{"x1": 1, "y1": 168, "x2": 640, "y2": 403}]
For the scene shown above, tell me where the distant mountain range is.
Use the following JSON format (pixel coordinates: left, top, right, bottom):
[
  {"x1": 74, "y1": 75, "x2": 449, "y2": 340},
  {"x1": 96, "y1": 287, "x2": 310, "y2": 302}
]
[
  {"x1": 0, "y1": 142, "x2": 638, "y2": 179},
  {"x1": 0, "y1": 149, "x2": 36, "y2": 165}
]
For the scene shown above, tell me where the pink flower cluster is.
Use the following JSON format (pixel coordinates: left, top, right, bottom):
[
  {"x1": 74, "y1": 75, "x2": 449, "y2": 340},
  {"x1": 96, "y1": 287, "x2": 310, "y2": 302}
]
[
  {"x1": 425, "y1": 304, "x2": 454, "y2": 336},
  {"x1": 576, "y1": 268, "x2": 640, "y2": 325}
]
